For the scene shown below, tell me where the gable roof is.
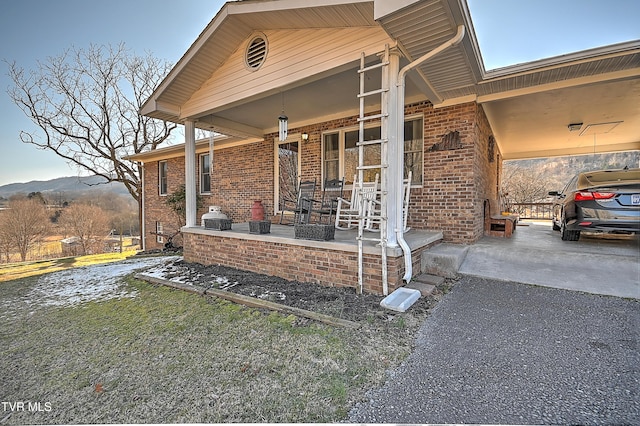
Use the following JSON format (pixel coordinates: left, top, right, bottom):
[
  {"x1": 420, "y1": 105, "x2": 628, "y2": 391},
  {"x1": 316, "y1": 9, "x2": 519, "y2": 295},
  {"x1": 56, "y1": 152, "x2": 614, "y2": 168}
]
[
  {"x1": 141, "y1": 0, "x2": 640, "y2": 159},
  {"x1": 140, "y1": 0, "x2": 377, "y2": 122}
]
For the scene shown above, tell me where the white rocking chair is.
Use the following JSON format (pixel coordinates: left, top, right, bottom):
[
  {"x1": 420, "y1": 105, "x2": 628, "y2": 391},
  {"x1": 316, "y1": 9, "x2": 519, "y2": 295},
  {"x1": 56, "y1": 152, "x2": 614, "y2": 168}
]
[
  {"x1": 335, "y1": 173, "x2": 379, "y2": 230},
  {"x1": 359, "y1": 170, "x2": 412, "y2": 232}
]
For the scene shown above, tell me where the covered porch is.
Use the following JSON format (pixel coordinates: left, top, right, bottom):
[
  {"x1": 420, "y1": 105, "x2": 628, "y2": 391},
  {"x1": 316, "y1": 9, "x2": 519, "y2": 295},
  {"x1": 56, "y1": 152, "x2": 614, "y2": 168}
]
[
  {"x1": 181, "y1": 224, "x2": 442, "y2": 295},
  {"x1": 136, "y1": 0, "x2": 638, "y2": 296}
]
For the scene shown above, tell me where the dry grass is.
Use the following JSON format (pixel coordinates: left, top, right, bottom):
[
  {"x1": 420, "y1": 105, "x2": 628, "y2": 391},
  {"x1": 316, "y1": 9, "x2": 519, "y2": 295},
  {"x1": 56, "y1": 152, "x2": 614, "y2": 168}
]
[
  {"x1": 0, "y1": 272, "x2": 429, "y2": 424},
  {"x1": 0, "y1": 251, "x2": 138, "y2": 282}
]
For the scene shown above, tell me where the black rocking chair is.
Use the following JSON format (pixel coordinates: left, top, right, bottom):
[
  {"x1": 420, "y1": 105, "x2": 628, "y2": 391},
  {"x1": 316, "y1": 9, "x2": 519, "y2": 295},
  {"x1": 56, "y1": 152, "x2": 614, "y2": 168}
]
[
  {"x1": 312, "y1": 178, "x2": 344, "y2": 225},
  {"x1": 279, "y1": 179, "x2": 317, "y2": 225}
]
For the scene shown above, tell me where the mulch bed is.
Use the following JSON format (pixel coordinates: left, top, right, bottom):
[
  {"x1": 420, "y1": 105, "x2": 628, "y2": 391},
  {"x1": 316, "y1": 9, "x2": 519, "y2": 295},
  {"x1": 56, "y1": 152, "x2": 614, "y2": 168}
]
[{"x1": 146, "y1": 258, "x2": 455, "y2": 324}]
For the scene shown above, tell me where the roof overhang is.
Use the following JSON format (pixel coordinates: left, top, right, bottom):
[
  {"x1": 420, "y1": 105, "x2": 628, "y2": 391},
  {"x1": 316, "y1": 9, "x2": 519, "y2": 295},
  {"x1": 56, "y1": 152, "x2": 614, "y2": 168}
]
[
  {"x1": 126, "y1": 134, "x2": 260, "y2": 163},
  {"x1": 141, "y1": 0, "x2": 640, "y2": 160}
]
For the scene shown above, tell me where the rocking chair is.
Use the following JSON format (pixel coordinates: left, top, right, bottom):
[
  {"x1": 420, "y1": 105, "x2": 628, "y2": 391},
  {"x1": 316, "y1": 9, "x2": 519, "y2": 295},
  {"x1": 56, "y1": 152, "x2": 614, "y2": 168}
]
[
  {"x1": 279, "y1": 179, "x2": 317, "y2": 225},
  {"x1": 335, "y1": 174, "x2": 379, "y2": 230},
  {"x1": 312, "y1": 178, "x2": 344, "y2": 225}
]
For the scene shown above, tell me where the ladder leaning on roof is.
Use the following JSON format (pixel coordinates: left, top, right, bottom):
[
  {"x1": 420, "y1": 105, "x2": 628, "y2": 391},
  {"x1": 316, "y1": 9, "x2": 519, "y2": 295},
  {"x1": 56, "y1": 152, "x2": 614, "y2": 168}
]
[{"x1": 356, "y1": 45, "x2": 390, "y2": 295}]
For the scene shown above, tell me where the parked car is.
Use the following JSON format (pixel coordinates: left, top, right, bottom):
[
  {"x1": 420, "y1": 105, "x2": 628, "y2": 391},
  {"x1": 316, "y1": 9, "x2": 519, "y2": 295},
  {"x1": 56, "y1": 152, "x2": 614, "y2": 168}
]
[{"x1": 549, "y1": 167, "x2": 640, "y2": 241}]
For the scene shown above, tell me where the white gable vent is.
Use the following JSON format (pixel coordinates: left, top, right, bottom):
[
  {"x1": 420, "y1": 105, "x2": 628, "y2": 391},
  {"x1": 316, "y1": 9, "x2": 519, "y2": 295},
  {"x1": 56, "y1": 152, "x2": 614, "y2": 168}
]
[{"x1": 245, "y1": 34, "x2": 268, "y2": 71}]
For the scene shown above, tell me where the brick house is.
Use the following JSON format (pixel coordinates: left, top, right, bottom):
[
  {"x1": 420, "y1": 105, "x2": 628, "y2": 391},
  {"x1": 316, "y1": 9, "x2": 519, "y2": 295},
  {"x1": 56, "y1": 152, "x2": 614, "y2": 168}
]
[{"x1": 129, "y1": 0, "x2": 639, "y2": 294}]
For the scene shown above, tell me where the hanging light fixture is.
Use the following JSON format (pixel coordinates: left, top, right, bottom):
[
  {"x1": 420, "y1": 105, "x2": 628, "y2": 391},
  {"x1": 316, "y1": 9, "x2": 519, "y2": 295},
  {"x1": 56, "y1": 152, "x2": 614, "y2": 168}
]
[{"x1": 278, "y1": 92, "x2": 288, "y2": 141}]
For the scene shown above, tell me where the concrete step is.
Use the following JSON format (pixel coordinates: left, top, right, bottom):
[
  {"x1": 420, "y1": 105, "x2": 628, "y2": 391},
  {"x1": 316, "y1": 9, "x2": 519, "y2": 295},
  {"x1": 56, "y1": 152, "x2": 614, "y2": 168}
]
[
  {"x1": 421, "y1": 243, "x2": 469, "y2": 278},
  {"x1": 406, "y1": 277, "x2": 438, "y2": 297}
]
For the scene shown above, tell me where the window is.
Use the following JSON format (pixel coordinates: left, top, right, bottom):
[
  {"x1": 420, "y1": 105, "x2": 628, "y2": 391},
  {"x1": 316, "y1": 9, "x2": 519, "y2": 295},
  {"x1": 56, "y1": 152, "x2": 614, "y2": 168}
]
[
  {"x1": 200, "y1": 154, "x2": 211, "y2": 194},
  {"x1": 156, "y1": 222, "x2": 163, "y2": 244},
  {"x1": 322, "y1": 117, "x2": 423, "y2": 186},
  {"x1": 159, "y1": 161, "x2": 168, "y2": 195},
  {"x1": 404, "y1": 118, "x2": 423, "y2": 185}
]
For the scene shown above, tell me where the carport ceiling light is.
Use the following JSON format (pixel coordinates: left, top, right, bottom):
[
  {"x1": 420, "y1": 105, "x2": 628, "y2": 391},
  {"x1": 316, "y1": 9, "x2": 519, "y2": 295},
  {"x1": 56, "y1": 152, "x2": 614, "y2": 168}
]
[{"x1": 579, "y1": 121, "x2": 623, "y2": 136}]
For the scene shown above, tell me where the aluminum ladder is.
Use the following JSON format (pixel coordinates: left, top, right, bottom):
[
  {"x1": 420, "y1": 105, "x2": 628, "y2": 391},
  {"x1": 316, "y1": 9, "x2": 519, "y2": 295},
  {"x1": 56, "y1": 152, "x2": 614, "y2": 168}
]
[{"x1": 356, "y1": 45, "x2": 389, "y2": 295}]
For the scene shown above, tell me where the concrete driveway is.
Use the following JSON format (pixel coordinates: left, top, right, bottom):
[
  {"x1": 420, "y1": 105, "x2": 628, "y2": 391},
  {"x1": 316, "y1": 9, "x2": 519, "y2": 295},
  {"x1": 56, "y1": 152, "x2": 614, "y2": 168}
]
[{"x1": 459, "y1": 221, "x2": 640, "y2": 299}]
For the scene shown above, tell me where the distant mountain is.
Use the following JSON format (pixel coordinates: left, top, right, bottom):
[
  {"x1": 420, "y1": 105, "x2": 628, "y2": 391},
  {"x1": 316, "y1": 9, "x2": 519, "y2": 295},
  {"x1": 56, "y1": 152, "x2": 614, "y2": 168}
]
[
  {"x1": 0, "y1": 175, "x2": 130, "y2": 199},
  {"x1": 505, "y1": 151, "x2": 640, "y2": 190}
]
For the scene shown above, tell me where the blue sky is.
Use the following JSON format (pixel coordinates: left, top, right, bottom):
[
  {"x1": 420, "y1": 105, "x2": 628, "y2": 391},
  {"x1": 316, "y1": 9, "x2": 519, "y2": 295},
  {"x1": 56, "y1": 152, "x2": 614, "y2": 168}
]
[{"x1": 1, "y1": 0, "x2": 638, "y2": 187}]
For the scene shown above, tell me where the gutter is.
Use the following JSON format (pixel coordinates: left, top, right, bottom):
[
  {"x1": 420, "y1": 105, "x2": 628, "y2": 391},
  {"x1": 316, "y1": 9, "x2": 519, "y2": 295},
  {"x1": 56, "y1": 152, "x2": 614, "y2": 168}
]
[{"x1": 395, "y1": 24, "x2": 466, "y2": 282}]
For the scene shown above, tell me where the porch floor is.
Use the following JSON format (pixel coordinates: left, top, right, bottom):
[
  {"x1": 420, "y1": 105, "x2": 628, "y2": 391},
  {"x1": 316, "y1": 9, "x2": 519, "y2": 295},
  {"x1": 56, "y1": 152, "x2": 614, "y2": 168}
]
[{"x1": 184, "y1": 223, "x2": 443, "y2": 257}]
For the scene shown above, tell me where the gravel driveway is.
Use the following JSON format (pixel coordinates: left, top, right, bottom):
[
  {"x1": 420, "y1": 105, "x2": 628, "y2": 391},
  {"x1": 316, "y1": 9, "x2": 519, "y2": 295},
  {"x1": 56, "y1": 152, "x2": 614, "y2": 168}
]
[{"x1": 348, "y1": 275, "x2": 640, "y2": 425}]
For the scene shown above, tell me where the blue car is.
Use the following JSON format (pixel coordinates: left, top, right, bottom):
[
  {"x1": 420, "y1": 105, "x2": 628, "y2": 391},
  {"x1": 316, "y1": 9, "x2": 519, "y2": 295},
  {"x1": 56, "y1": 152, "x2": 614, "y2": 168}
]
[{"x1": 549, "y1": 168, "x2": 640, "y2": 241}]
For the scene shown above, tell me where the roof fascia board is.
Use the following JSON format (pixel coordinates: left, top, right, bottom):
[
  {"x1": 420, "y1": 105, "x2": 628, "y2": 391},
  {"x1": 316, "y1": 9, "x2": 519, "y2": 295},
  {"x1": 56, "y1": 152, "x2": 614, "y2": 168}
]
[
  {"x1": 140, "y1": 99, "x2": 180, "y2": 118},
  {"x1": 231, "y1": 0, "x2": 372, "y2": 14},
  {"x1": 127, "y1": 136, "x2": 262, "y2": 163},
  {"x1": 483, "y1": 40, "x2": 640, "y2": 80},
  {"x1": 140, "y1": 5, "x2": 234, "y2": 115},
  {"x1": 477, "y1": 68, "x2": 640, "y2": 103}
]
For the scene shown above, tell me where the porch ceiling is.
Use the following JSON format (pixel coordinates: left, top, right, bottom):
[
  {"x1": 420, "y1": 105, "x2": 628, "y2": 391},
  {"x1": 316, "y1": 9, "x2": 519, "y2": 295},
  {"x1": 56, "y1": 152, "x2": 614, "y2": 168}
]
[{"x1": 142, "y1": 0, "x2": 640, "y2": 160}]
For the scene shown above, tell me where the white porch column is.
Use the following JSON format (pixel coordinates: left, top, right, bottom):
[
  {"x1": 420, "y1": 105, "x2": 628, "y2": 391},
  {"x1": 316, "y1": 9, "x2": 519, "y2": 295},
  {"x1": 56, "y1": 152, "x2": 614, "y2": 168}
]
[
  {"x1": 184, "y1": 120, "x2": 197, "y2": 227},
  {"x1": 386, "y1": 50, "x2": 402, "y2": 247}
]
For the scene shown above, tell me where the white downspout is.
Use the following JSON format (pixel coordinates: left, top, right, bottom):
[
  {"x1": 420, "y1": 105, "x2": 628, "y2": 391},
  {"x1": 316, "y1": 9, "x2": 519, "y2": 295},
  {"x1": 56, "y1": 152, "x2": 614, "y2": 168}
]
[{"x1": 395, "y1": 25, "x2": 466, "y2": 282}]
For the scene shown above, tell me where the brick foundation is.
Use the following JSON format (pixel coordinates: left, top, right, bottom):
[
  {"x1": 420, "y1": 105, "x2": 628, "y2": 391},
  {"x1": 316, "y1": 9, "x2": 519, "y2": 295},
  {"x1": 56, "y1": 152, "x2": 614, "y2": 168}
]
[{"x1": 182, "y1": 227, "x2": 439, "y2": 295}]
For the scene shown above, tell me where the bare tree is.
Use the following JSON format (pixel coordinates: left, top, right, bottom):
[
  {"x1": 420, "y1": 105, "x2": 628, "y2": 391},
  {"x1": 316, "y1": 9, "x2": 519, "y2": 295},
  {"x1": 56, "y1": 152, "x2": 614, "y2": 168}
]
[
  {"x1": 501, "y1": 162, "x2": 554, "y2": 214},
  {"x1": 0, "y1": 212, "x2": 13, "y2": 263},
  {"x1": 59, "y1": 203, "x2": 111, "y2": 255},
  {"x1": 0, "y1": 199, "x2": 50, "y2": 262},
  {"x1": 6, "y1": 43, "x2": 177, "y2": 220}
]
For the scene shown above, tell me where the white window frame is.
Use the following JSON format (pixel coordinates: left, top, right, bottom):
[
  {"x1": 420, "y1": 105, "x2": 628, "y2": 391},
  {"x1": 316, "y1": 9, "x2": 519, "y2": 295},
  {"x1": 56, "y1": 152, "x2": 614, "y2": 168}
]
[
  {"x1": 156, "y1": 221, "x2": 164, "y2": 243},
  {"x1": 199, "y1": 153, "x2": 211, "y2": 195},
  {"x1": 158, "y1": 160, "x2": 168, "y2": 196},
  {"x1": 321, "y1": 114, "x2": 424, "y2": 188}
]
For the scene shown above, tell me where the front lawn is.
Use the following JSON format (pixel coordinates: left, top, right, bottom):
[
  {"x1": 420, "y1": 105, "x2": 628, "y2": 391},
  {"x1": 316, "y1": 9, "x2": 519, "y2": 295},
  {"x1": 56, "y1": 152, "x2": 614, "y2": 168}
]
[{"x1": 0, "y1": 270, "x2": 431, "y2": 424}]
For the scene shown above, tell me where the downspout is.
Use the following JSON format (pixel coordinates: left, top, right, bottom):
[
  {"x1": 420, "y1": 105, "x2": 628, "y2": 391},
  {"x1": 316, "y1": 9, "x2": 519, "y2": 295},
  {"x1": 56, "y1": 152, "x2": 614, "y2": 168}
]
[{"x1": 395, "y1": 25, "x2": 466, "y2": 282}]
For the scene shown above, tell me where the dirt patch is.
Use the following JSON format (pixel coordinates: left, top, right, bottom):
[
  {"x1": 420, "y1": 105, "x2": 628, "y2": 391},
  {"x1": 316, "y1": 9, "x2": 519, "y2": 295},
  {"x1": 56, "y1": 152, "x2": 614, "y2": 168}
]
[{"x1": 143, "y1": 259, "x2": 455, "y2": 325}]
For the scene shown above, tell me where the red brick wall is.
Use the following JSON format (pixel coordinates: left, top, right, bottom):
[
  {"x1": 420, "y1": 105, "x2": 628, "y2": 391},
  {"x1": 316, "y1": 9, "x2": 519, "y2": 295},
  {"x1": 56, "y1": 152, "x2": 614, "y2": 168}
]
[
  {"x1": 199, "y1": 140, "x2": 274, "y2": 222},
  {"x1": 142, "y1": 100, "x2": 500, "y2": 249},
  {"x1": 406, "y1": 100, "x2": 501, "y2": 243},
  {"x1": 144, "y1": 157, "x2": 186, "y2": 250}
]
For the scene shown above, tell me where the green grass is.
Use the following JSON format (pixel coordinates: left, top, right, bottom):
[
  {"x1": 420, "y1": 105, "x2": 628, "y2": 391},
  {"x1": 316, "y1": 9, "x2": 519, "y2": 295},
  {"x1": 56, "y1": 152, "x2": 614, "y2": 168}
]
[{"x1": 0, "y1": 275, "x2": 417, "y2": 424}]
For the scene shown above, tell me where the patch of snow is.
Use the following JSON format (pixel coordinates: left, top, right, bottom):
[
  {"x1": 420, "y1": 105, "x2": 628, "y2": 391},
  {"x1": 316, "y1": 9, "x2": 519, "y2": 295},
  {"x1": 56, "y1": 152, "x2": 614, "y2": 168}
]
[
  {"x1": 26, "y1": 256, "x2": 181, "y2": 308},
  {"x1": 256, "y1": 291, "x2": 286, "y2": 301}
]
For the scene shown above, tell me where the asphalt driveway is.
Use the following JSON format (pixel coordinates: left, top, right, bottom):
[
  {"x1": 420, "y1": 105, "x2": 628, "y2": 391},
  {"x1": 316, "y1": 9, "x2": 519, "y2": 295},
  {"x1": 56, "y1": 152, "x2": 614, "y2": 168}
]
[{"x1": 348, "y1": 275, "x2": 639, "y2": 424}]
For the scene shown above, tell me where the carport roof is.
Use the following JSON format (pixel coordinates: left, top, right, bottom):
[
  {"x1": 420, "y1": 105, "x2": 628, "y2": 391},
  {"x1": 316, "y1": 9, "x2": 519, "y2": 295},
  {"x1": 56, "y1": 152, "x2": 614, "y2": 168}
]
[{"x1": 141, "y1": 0, "x2": 640, "y2": 160}]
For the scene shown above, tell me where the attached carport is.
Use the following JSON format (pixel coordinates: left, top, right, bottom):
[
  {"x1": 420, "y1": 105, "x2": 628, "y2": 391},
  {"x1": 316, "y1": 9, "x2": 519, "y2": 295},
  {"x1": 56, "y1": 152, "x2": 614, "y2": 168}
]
[
  {"x1": 458, "y1": 221, "x2": 640, "y2": 299},
  {"x1": 384, "y1": 0, "x2": 639, "y2": 298}
]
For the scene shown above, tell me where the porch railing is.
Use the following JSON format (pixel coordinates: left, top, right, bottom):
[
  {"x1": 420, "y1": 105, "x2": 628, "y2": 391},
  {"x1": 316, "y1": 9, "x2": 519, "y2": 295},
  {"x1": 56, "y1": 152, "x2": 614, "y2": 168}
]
[{"x1": 507, "y1": 202, "x2": 554, "y2": 219}]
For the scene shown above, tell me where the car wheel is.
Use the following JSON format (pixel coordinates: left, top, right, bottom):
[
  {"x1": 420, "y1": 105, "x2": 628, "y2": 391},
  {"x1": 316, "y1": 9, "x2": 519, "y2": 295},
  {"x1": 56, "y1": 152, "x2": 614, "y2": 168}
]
[
  {"x1": 552, "y1": 220, "x2": 560, "y2": 231},
  {"x1": 560, "y1": 219, "x2": 580, "y2": 241}
]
